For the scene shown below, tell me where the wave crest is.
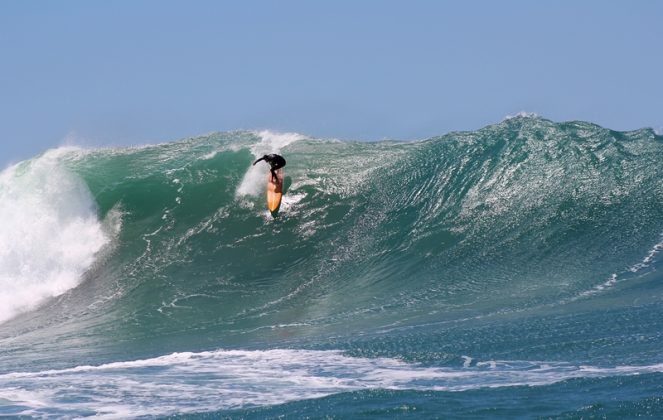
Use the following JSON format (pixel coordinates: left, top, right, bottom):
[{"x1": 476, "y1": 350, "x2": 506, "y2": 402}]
[{"x1": 0, "y1": 151, "x2": 110, "y2": 324}]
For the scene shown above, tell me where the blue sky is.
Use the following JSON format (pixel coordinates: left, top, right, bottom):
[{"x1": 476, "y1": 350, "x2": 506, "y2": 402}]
[{"x1": 1, "y1": 1, "x2": 662, "y2": 166}]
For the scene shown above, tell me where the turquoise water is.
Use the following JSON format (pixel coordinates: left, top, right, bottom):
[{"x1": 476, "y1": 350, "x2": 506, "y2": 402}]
[{"x1": 0, "y1": 116, "x2": 662, "y2": 417}]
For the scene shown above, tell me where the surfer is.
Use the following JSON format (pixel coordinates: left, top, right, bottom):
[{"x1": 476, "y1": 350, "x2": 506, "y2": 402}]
[{"x1": 253, "y1": 154, "x2": 286, "y2": 182}]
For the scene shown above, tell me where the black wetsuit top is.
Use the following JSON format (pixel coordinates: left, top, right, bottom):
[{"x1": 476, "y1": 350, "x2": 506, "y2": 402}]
[
  {"x1": 253, "y1": 154, "x2": 286, "y2": 169},
  {"x1": 253, "y1": 154, "x2": 286, "y2": 180}
]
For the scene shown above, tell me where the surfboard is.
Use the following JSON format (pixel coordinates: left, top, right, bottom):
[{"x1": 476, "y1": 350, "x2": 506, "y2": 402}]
[{"x1": 266, "y1": 168, "x2": 284, "y2": 213}]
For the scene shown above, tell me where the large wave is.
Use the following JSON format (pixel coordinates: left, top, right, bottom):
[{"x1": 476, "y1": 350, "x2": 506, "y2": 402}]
[
  {"x1": 0, "y1": 116, "x2": 662, "y2": 416},
  {"x1": 1, "y1": 117, "x2": 661, "y2": 334}
]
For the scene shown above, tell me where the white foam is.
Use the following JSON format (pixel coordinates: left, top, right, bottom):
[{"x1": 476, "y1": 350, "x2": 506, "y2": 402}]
[
  {"x1": 1, "y1": 348, "x2": 662, "y2": 418},
  {"x1": 250, "y1": 130, "x2": 306, "y2": 155},
  {"x1": 628, "y1": 233, "x2": 663, "y2": 273},
  {"x1": 0, "y1": 150, "x2": 110, "y2": 324},
  {"x1": 504, "y1": 111, "x2": 539, "y2": 120},
  {"x1": 461, "y1": 356, "x2": 473, "y2": 368},
  {"x1": 201, "y1": 150, "x2": 219, "y2": 160},
  {"x1": 236, "y1": 130, "x2": 305, "y2": 197},
  {"x1": 573, "y1": 232, "x2": 663, "y2": 302},
  {"x1": 576, "y1": 273, "x2": 618, "y2": 299}
]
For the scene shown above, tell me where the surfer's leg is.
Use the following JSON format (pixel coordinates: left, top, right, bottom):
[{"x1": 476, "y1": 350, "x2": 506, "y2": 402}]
[{"x1": 271, "y1": 168, "x2": 278, "y2": 182}]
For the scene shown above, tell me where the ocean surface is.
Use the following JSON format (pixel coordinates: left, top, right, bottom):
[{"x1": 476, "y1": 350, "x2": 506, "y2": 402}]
[{"x1": 1, "y1": 115, "x2": 662, "y2": 418}]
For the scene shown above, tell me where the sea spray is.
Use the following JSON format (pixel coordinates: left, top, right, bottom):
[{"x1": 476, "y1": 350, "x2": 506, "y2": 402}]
[
  {"x1": 0, "y1": 150, "x2": 110, "y2": 323},
  {"x1": 236, "y1": 130, "x2": 306, "y2": 197}
]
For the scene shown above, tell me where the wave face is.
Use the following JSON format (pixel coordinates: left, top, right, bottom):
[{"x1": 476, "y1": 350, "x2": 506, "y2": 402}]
[{"x1": 1, "y1": 117, "x2": 663, "y2": 417}]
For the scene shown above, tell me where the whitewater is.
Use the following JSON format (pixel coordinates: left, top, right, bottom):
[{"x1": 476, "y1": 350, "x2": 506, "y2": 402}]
[{"x1": 1, "y1": 116, "x2": 662, "y2": 418}]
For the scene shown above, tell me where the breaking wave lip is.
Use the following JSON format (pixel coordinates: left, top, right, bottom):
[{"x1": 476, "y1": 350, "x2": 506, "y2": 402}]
[
  {"x1": 1, "y1": 348, "x2": 662, "y2": 418},
  {"x1": 0, "y1": 150, "x2": 115, "y2": 324}
]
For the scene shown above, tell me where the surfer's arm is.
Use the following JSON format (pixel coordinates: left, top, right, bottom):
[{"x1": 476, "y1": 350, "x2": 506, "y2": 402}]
[{"x1": 252, "y1": 156, "x2": 266, "y2": 165}]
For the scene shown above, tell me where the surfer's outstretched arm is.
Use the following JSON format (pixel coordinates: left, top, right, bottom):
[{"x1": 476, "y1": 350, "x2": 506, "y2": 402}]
[{"x1": 252, "y1": 156, "x2": 266, "y2": 165}]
